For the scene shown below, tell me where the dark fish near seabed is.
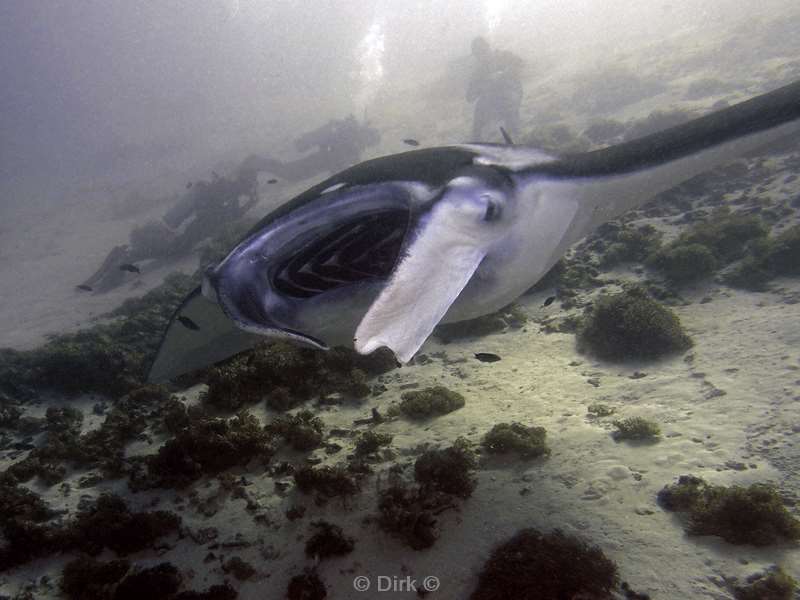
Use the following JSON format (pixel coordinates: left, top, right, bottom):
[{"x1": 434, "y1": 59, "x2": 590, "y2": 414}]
[
  {"x1": 267, "y1": 178, "x2": 278, "y2": 184},
  {"x1": 76, "y1": 284, "x2": 93, "y2": 292},
  {"x1": 186, "y1": 181, "x2": 193, "y2": 189},
  {"x1": 475, "y1": 352, "x2": 501, "y2": 363},
  {"x1": 500, "y1": 127, "x2": 514, "y2": 145},
  {"x1": 403, "y1": 139, "x2": 420, "y2": 147},
  {"x1": 543, "y1": 296, "x2": 556, "y2": 307},
  {"x1": 119, "y1": 263, "x2": 140, "y2": 273},
  {"x1": 178, "y1": 316, "x2": 200, "y2": 331}
]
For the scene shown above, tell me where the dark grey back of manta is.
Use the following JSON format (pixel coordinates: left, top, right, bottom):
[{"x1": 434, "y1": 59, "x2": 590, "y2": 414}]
[{"x1": 148, "y1": 79, "x2": 800, "y2": 383}]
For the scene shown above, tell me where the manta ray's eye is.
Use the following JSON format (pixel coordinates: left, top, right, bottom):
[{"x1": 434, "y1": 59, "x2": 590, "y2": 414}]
[{"x1": 483, "y1": 198, "x2": 502, "y2": 222}]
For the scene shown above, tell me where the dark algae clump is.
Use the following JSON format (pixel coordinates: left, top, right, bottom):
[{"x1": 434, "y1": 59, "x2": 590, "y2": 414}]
[
  {"x1": 140, "y1": 411, "x2": 273, "y2": 488},
  {"x1": 304, "y1": 520, "x2": 355, "y2": 559},
  {"x1": 0, "y1": 492, "x2": 179, "y2": 572},
  {"x1": 657, "y1": 476, "x2": 800, "y2": 545},
  {"x1": 734, "y1": 567, "x2": 797, "y2": 600},
  {"x1": 725, "y1": 224, "x2": 800, "y2": 290},
  {"x1": 578, "y1": 286, "x2": 692, "y2": 360},
  {"x1": 8, "y1": 385, "x2": 170, "y2": 484},
  {"x1": 647, "y1": 243, "x2": 718, "y2": 283},
  {"x1": 113, "y1": 562, "x2": 182, "y2": 600},
  {"x1": 600, "y1": 223, "x2": 663, "y2": 267},
  {"x1": 482, "y1": 422, "x2": 550, "y2": 458},
  {"x1": 377, "y1": 483, "x2": 443, "y2": 550},
  {"x1": 70, "y1": 494, "x2": 182, "y2": 556},
  {"x1": 60, "y1": 556, "x2": 131, "y2": 600},
  {"x1": 203, "y1": 342, "x2": 393, "y2": 412},
  {"x1": 266, "y1": 410, "x2": 325, "y2": 452},
  {"x1": 677, "y1": 209, "x2": 767, "y2": 263},
  {"x1": 378, "y1": 439, "x2": 477, "y2": 549},
  {"x1": 648, "y1": 209, "x2": 769, "y2": 285},
  {"x1": 393, "y1": 386, "x2": 465, "y2": 419},
  {"x1": 470, "y1": 528, "x2": 618, "y2": 600},
  {"x1": 221, "y1": 556, "x2": 256, "y2": 581},
  {"x1": 414, "y1": 438, "x2": 477, "y2": 498},
  {"x1": 294, "y1": 464, "x2": 359, "y2": 499},
  {"x1": 354, "y1": 430, "x2": 393, "y2": 456},
  {"x1": 287, "y1": 567, "x2": 327, "y2": 600}
]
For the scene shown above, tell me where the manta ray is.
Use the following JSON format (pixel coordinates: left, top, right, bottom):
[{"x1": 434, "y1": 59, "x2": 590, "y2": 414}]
[{"x1": 148, "y1": 79, "x2": 800, "y2": 382}]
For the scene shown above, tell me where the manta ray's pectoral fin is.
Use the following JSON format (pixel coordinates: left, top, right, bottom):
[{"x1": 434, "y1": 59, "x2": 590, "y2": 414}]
[
  {"x1": 529, "y1": 79, "x2": 800, "y2": 249},
  {"x1": 147, "y1": 287, "x2": 263, "y2": 383}
]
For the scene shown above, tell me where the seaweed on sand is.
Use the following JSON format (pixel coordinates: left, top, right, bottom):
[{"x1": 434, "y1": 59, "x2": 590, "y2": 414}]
[
  {"x1": 734, "y1": 567, "x2": 797, "y2": 600},
  {"x1": 657, "y1": 476, "x2": 800, "y2": 545},
  {"x1": 69, "y1": 494, "x2": 182, "y2": 556},
  {"x1": 305, "y1": 520, "x2": 355, "y2": 559},
  {"x1": 203, "y1": 342, "x2": 394, "y2": 412},
  {"x1": 139, "y1": 411, "x2": 273, "y2": 489},
  {"x1": 482, "y1": 422, "x2": 550, "y2": 458},
  {"x1": 354, "y1": 430, "x2": 393, "y2": 456},
  {"x1": 6, "y1": 385, "x2": 171, "y2": 484},
  {"x1": 600, "y1": 223, "x2": 663, "y2": 267},
  {"x1": 378, "y1": 439, "x2": 477, "y2": 550},
  {"x1": 612, "y1": 417, "x2": 661, "y2": 442},
  {"x1": 60, "y1": 556, "x2": 131, "y2": 600},
  {"x1": 0, "y1": 492, "x2": 180, "y2": 572},
  {"x1": 646, "y1": 243, "x2": 718, "y2": 283},
  {"x1": 287, "y1": 567, "x2": 326, "y2": 600},
  {"x1": 266, "y1": 410, "x2": 325, "y2": 452},
  {"x1": 470, "y1": 528, "x2": 618, "y2": 600},
  {"x1": 646, "y1": 210, "x2": 768, "y2": 285},
  {"x1": 414, "y1": 438, "x2": 477, "y2": 499},
  {"x1": 391, "y1": 386, "x2": 465, "y2": 420},
  {"x1": 113, "y1": 562, "x2": 182, "y2": 600},
  {"x1": 578, "y1": 286, "x2": 692, "y2": 361},
  {"x1": 293, "y1": 464, "x2": 359, "y2": 500}
]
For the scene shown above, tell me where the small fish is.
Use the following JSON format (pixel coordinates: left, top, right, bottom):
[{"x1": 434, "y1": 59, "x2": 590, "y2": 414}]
[
  {"x1": 186, "y1": 181, "x2": 193, "y2": 189},
  {"x1": 403, "y1": 139, "x2": 420, "y2": 147},
  {"x1": 474, "y1": 352, "x2": 501, "y2": 363},
  {"x1": 500, "y1": 126, "x2": 514, "y2": 145},
  {"x1": 267, "y1": 178, "x2": 278, "y2": 184},
  {"x1": 119, "y1": 263, "x2": 140, "y2": 274},
  {"x1": 543, "y1": 296, "x2": 556, "y2": 307},
  {"x1": 177, "y1": 316, "x2": 200, "y2": 331},
  {"x1": 76, "y1": 284, "x2": 93, "y2": 292}
]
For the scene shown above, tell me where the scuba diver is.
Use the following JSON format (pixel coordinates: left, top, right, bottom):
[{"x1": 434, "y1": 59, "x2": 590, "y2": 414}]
[
  {"x1": 240, "y1": 115, "x2": 381, "y2": 183},
  {"x1": 80, "y1": 167, "x2": 259, "y2": 292},
  {"x1": 466, "y1": 36, "x2": 525, "y2": 141}
]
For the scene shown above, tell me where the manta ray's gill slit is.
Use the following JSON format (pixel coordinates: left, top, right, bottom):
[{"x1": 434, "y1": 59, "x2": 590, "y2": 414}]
[{"x1": 273, "y1": 209, "x2": 409, "y2": 299}]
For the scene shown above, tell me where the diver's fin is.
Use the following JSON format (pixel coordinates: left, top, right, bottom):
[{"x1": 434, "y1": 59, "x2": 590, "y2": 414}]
[
  {"x1": 354, "y1": 213, "x2": 485, "y2": 363},
  {"x1": 147, "y1": 287, "x2": 263, "y2": 382},
  {"x1": 500, "y1": 126, "x2": 514, "y2": 145}
]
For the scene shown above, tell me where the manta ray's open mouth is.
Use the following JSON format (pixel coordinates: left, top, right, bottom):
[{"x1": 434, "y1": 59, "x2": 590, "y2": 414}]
[{"x1": 272, "y1": 209, "x2": 410, "y2": 298}]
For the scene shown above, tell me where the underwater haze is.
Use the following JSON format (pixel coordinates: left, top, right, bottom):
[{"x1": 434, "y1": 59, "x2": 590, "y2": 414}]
[{"x1": 1, "y1": 1, "x2": 799, "y2": 598}]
